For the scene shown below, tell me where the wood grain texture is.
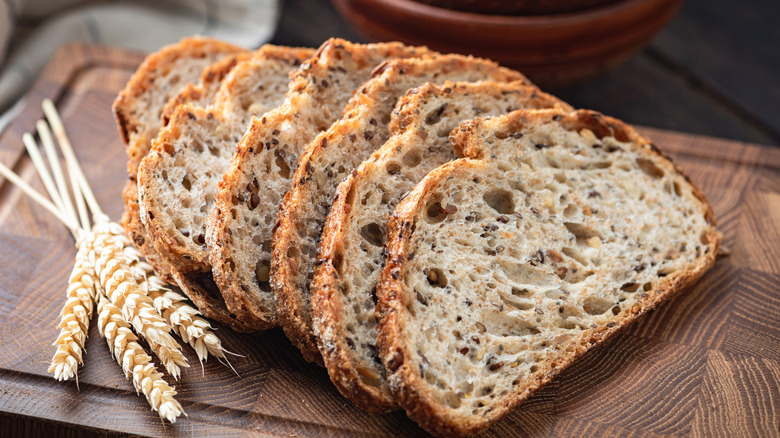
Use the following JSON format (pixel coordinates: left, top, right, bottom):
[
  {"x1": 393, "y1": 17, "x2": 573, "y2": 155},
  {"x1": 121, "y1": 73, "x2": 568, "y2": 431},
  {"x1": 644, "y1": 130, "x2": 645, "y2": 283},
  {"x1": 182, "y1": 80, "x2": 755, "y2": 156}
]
[{"x1": 0, "y1": 44, "x2": 778, "y2": 436}]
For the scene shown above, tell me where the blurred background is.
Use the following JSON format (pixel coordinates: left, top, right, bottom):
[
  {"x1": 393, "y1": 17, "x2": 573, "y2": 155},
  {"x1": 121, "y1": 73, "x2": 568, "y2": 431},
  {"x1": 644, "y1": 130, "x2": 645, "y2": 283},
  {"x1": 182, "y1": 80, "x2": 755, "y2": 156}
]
[{"x1": 1, "y1": 0, "x2": 778, "y2": 145}]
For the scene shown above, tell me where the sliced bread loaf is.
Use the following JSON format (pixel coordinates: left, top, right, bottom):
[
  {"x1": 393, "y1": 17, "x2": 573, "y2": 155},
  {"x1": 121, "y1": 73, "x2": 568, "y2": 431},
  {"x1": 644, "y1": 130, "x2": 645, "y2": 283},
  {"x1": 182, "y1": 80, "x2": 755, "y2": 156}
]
[
  {"x1": 114, "y1": 37, "x2": 245, "y2": 292},
  {"x1": 207, "y1": 39, "x2": 432, "y2": 331},
  {"x1": 377, "y1": 109, "x2": 721, "y2": 436},
  {"x1": 138, "y1": 46, "x2": 312, "y2": 277},
  {"x1": 137, "y1": 46, "x2": 314, "y2": 331},
  {"x1": 273, "y1": 54, "x2": 530, "y2": 366},
  {"x1": 312, "y1": 82, "x2": 570, "y2": 412}
]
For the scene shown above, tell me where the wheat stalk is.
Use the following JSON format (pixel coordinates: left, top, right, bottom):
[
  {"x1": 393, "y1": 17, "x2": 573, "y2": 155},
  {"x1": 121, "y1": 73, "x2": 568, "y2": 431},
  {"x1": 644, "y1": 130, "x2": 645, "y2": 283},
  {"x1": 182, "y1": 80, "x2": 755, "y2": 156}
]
[
  {"x1": 92, "y1": 217, "x2": 188, "y2": 379},
  {"x1": 48, "y1": 230, "x2": 97, "y2": 382},
  {"x1": 123, "y1": 246, "x2": 228, "y2": 364},
  {"x1": 96, "y1": 294, "x2": 185, "y2": 422}
]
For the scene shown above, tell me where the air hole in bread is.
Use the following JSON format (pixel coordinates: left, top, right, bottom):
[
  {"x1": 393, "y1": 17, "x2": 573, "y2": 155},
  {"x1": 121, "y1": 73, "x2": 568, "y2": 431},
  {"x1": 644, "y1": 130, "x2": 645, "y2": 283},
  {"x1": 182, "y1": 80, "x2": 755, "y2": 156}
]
[
  {"x1": 529, "y1": 365, "x2": 539, "y2": 373},
  {"x1": 583, "y1": 297, "x2": 612, "y2": 315},
  {"x1": 564, "y1": 222, "x2": 601, "y2": 246},
  {"x1": 562, "y1": 246, "x2": 588, "y2": 266},
  {"x1": 643, "y1": 282, "x2": 653, "y2": 291},
  {"x1": 699, "y1": 230, "x2": 710, "y2": 245},
  {"x1": 444, "y1": 391, "x2": 461, "y2": 409},
  {"x1": 636, "y1": 158, "x2": 664, "y2": 179},
  {"x1": 287, "y1": 246, "x2": 298, "y2": 259},
  {"x1": 190, "y1": 139, "x2": 203, "y2": 154},
  {"x1": 424, "y1": 103, "x2": 448, "y2": 125},
  {"x1": 424, "y1": 268, "x2": 447, "y2": 287},
  {"x1": 673, "y1": 181, "x2": 682, "y2": 197},
  {"x1": 425, "y1": 199, "x2": 447, "y2": 224},
  {"x1": 386, "y1": 162, "x2": 401, "y2": 175},
  {"x1": 563, "y1": 204, "x2": 578, "y2": 219},
  {"x1": 255, "y1": 260, "x2": 271, "y2": 292},
  {"x1": 511, "y1": 287, "x2": 532, "y2": 298},
  {"x1": 403, "y1": 150, "x2": 422, "y2": 167},
  {"x1": 611, "y1": 306, "x2": 621, "y2": 315},
  {"x1": 483, "y1": 189, "x2": 514, "y2": 215},
  {"x1": 360, "y1": 223, "x2": 385, "y2": 247},
  {"x1": 161, "y1": 170, "x2": 168, "y2": 180}
]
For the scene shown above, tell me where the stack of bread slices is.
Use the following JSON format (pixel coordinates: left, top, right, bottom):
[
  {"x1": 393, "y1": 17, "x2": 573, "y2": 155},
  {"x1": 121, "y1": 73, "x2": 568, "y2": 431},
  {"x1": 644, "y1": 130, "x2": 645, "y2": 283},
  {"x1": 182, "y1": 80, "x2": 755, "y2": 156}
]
[{"x1": 114, "y1": 36, "x2": 721, "y2": 436}]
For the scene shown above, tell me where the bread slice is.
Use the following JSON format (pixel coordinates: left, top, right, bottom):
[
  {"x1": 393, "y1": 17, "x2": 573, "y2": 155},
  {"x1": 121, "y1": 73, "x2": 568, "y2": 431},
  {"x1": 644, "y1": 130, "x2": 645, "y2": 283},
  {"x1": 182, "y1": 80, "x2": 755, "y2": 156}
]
[
  {"x1": 313, "y1": 82, "x2": 570, "y2": 412},
  {"x1": 377, "y1": 108, "x2": 722, "y2": 436},
  {"x1": 137, "y1": 46, "x2": 314, "y2": 331},
  {"x1": 273, "y1": 55, "x2": 530, "y2": 367},
  {"x1": 207, "y1": 39, "x2": 432, "y2": 331}
]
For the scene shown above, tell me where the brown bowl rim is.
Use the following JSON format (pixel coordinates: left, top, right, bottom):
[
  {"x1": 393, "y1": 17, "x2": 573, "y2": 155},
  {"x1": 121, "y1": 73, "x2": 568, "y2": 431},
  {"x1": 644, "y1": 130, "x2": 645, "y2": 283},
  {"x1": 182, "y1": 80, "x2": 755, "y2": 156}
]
[{"x1": 358, "y1": 0, "x2": 670, "y2": 27}]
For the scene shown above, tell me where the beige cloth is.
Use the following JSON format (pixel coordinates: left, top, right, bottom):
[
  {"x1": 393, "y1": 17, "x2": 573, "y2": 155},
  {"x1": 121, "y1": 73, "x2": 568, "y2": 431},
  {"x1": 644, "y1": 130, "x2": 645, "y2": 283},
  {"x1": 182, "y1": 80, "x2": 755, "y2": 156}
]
[{"x1": 0, "y1": 0, "x2": 280, "y2": 132}]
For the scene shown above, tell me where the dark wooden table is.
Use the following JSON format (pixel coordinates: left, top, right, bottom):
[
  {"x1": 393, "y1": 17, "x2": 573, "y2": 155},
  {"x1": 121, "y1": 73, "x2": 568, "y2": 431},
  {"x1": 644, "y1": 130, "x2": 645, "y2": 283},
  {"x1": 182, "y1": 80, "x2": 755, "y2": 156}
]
[
  {"x1": 1, "y1": 1, "x2": 779, "y2": 437},
  {"x1": 272, "y1": 0, "x2": 780, "y2": 147}
]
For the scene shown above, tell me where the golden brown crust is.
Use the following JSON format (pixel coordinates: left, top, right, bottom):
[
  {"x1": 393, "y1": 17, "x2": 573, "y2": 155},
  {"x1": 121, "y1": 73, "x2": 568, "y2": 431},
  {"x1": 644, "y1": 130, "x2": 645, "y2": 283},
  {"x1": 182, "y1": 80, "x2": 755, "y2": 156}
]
[
  {"x1": 208, "y1": 39, "x2": 432, "y2": 338},
  {"x1": 377, "y1": 109, "x2": 722, "y2": 436},
  {"x1": 273, "y1": 55, "x2": 528, "y2": 369}
]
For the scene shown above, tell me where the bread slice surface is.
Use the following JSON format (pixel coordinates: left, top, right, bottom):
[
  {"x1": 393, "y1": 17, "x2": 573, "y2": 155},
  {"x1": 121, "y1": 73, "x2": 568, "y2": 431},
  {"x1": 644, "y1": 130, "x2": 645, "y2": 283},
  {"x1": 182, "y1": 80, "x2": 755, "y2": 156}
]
[
  {"x1": 313, "y1": 82, "x2": 569, "y2": 412},
  {"x1": 207, "y1": 39, "x2": 432, "y2": 331},
  {"x1": 273, "y1": 54, "x2": 529, "y2": 367},
  {"x1": 377, "y1": 108, "x2": 721, "y2": 436}
]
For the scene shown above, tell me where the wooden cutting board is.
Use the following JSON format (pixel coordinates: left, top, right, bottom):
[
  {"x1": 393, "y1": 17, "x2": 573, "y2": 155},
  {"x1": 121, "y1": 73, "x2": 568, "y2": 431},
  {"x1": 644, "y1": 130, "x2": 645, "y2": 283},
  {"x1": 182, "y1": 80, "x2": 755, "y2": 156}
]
[{"x1": 0, "y1": 44, "x2": 777, "y2": 437}]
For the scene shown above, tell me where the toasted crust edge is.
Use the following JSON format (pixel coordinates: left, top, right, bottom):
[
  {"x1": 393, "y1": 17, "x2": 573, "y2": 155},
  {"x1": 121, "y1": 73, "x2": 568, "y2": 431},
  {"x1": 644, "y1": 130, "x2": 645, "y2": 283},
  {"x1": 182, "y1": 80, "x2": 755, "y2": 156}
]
[{"x1": 376, "y1": 109, "x2": 722, "y2": 436}]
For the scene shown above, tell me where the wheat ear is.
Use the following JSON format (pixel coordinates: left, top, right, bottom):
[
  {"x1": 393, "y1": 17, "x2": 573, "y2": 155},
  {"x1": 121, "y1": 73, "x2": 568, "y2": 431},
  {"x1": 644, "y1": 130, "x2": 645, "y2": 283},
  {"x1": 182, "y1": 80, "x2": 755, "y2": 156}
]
[
  {"x1": 123, "y1": 246, "x2": 228, "y2": 364},
  {"x1": 97, "y1": 294, "x2": 185, "y2": 422},
  {"x1": 91, "y1": 218, "x2": 188, "y2": 379},
  {"x1": 48, "y1": 230, "x2": 97, "y2": 381}
]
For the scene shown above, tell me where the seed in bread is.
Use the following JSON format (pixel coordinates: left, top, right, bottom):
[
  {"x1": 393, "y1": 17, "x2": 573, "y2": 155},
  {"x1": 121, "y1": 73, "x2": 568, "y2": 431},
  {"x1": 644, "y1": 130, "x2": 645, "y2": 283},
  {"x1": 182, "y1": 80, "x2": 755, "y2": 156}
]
[{"x1": 378, "y1": 108, "x2": 721, "y2": 436}]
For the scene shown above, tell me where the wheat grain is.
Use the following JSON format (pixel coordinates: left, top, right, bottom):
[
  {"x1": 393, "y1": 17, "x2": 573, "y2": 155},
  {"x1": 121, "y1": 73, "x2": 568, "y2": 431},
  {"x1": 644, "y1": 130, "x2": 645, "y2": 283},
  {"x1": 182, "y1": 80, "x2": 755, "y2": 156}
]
[
  {"x1": 97, "y1": 295, "x2": 184, "y2": 422},
  {"x1": 48, "y1": 230, "x2": 97, "y2": 381},
  {"x1": 124, "y1": 246, "x2": 228, "y2": 364},
  {"x1": 91, "y1": 218, "x2": 188, "y2": 379}
]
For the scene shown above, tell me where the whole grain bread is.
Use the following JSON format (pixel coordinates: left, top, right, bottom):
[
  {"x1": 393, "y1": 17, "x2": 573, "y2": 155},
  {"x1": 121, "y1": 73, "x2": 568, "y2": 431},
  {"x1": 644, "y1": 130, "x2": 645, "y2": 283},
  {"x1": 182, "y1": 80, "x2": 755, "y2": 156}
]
[
  {"x1": 113, "y1": 37, "x2": 245, "y2": 318},
  {"x1": 206, "y1": 39, "x2": 432, "y2": 332},
  {"x1": 273, "y1": 55, "x2": 530, "y2": 368},
  {"x1": 377, "y1": 108, "x2": 721, "y2": 436},
  {"x1": 312, "y1": 81, "x2": 569, "y2": 413}
]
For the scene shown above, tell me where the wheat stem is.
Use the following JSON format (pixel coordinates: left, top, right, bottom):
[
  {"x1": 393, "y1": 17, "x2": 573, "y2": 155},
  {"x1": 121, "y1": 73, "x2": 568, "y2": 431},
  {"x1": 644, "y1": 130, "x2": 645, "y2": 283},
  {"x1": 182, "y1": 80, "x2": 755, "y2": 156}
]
[
  {"x1": 48, "y1": 230, "x2": 97, "y2": 382},
  {"x1": 96, "y1": 294, "x2": 185, "y2": 422}
]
